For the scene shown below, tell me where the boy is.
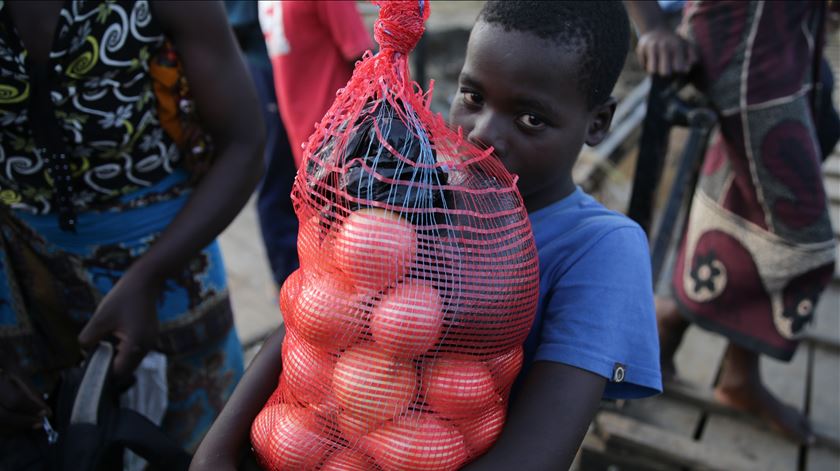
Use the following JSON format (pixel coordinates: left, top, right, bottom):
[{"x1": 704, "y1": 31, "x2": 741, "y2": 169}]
[
  {"x1": 454, "y1": 2, "x2": 660, "y2": 468},
  {"x1": 190, "y1": 2, "x2": 660, "y2": 470}
]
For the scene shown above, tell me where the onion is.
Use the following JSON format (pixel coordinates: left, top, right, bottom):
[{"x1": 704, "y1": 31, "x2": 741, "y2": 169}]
[
  {"x1": 455, "y1": 403, "x2": 506, "y2": 457},
  {"x1": 292, "y1": 274, "x2": 367, "y2": 349},
  {"x1": 281, "y1": 335, "x2": 336, "y2": 407},
  {"x1": 279, "y1": 269, "x2": 304, "y2": 320},
  {"x1": 365, "y1": 414, "x2": 469, "y2": 471},
  {"x1": 421, "y1": 356, "x2": 500, "y2": 419},
  {"x1": 333, "y1": 344, "x2": 418, "y2": 425},
  {"x1": 370, "y1": 281, "x2": 444, "y2": 359},
  {"x1": 485, "y1": 346, "x2": 525, "y2": 393},
  {"x1": 336, "y1": 410, "x2": 379, "y2": 445},
  {"x1": 321, "y1": 448, "x2": 378, "y2": 471},
  {"x1": 298, "y1": 213, "x2": 339, "y2": 274},
  {"x1": 250, "y1": 404, "x2": 332, "y2": 470},
  {"x1": 334, "y1": 208, "x2": 417, "y2": 292}
]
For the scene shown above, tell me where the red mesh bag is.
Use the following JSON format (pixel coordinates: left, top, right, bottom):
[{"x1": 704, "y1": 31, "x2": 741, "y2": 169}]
[{"x1": 251, "y1": 1, "x2": 540, "y2": 469}]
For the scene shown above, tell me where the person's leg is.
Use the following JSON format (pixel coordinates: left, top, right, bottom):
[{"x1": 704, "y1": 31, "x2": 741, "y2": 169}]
[
  {"x1": 713, "y1": 342, "x2": 815, "y2": 444},
  {"x1": 248, "y1": 59, "x2": 300, "y2": 286},
  {"x1": 162, "y1": 326, "x2": 245, "y2": 452},
  {"x1": 655, "y1": 296, "x2": 689, "y2": 382}
]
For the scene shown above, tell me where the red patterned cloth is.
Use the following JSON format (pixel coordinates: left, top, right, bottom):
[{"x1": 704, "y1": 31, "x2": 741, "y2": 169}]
[
  {"x1": 258, "y1": 0, "x2": 373, "y2": 167},
  {"x1": 673, "y1": 0, "x2": 836, "y2": 360}
]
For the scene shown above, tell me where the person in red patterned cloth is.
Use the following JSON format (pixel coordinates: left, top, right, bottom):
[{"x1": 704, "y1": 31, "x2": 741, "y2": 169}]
[
  {"x1": 626, "y1": 0, "x2": 837, "y2": 444},
  {"x1": 258, "y1": 0, "x2": 373, "y2": 167}
]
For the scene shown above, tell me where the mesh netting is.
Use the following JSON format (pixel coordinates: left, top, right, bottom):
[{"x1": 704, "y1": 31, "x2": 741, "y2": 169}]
[{"x1": 251, "y1": 1, "x2": 539, "y2": 469}]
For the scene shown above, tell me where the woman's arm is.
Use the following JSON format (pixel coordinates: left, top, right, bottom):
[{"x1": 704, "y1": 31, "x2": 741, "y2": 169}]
[
  {"x1": 623, "y1": 1, "x2": 696, "y2": 76},
  {"x1": 78, "y1": 0, "x2": 266, "y2": 380},
  {"x1": 191, "y1": 325, "x2": 286, "y2": 470},
  {"x1": 461, "y1": 361, "x2": 606, "y2": 471}
]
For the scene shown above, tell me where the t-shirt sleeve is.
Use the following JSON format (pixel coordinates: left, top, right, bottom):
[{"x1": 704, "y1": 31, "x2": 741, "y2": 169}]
[
  {"x1": 317, "y1": 1, "x2": 374, "y2": 61},
  {"x1": 534, "y1": 226, "x2": 662, "y2": 399}
]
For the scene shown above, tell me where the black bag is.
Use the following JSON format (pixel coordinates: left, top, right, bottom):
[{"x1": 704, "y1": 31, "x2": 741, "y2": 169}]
[{"x1": 0, "y1": 343, "x2": 191, "y2": 471}]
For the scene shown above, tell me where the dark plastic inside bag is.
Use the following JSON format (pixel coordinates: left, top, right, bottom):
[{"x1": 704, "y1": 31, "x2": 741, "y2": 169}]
[{"x1": 306, "y1": 100, "x2": 452, "y2": 223}]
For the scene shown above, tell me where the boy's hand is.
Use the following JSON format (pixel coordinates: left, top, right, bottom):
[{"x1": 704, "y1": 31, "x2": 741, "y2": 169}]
[
  {"x1": 636, "y1": 28, "x2": 697, "y2": 77},
  {"x1": 0, "y1": 370, "x2": 50, "y2": 434}
]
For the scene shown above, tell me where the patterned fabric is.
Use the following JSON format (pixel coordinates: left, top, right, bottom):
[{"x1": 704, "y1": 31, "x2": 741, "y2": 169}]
[
  {"x1": 163, "y1": 327, "x2": 244, "y2": 453},
  {"x1": 0, "y1": 1, "x2": 241, "y2": 450},
  {"x1": 0, "y1": 172, "x2": 236, "y2": 372},
  {"x1": 673, "y1": 0, "x2": 837, "y2": 361},
  {"x1": 0, "y1": 0, "x2": 184, "y2": 215},
  {"x1": 0, "y1": 172, "x2": 243, "y2": 451}
]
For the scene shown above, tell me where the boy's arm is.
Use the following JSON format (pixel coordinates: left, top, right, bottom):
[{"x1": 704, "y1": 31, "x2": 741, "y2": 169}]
[
  {"x1": 461, "y1": 362, "x2": 606, "y2": 471},
  {"x1": 623, "y1": 1, "x2": 696, "y2": 76},
  {"x1": 190, "y1": 325, "x2": 286, "y2": 470}
]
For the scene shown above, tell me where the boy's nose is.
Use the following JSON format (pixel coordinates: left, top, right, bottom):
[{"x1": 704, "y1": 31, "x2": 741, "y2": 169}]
[{"x1": 467, "y1": 113, "x2": 507, "y2": 159}]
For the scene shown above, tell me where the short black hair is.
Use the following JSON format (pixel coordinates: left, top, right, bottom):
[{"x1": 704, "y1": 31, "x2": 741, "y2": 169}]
[{"x1": 479, "y1": 1, "x2": 630, "y2": 108}]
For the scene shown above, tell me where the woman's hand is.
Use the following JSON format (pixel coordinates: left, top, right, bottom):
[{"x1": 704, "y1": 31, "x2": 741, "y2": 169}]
[
  {"x1": 0, "y1": 370, "x2": 49, "y2": 434},
  {"x1": 78, "y1": 267, "x2": 161, "y2": 384},
  {"x1": 636, "y1": 27, "x2": 697, "y2": 77}
]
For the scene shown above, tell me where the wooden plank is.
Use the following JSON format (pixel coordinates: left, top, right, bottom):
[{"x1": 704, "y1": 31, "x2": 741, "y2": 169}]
[
  {"x1": 827, "y1": 176, "x2": 840, "y2": 205},
  {"x1": 582, "y1": 324, "x2": 727, "y2": 467},
  {"x1": 620, "y1": 326, "x2": 727, "y2": 436},
  {"x1": 825, "y1": 156, "x2": 840, "y2": 179},
  {"x1": 806, "y1": 284, "x2": 840, "y2": 347},
  {"x1": 807, "y1": 449, "x2": 840, "y2": 471},
  {"x1": 804, "y1": 329, "x2": 840, "y2": 352},
  {"x1": 619, "y1": 395, "x2": 700, "y2": 438},
  {"x1": 579, "y1": 430, "x2": 678, "y2": 471},
  {"x1": 660, "y1": 377, "x2": 839, "y2": 451},
  {"x1": 809, "y1": 348, "x2": 840, "y2": 442},
  {"x1": 808, "y1": 21, "x2": 840, "y2": 471},
  {"x1": 698, "y1": 348, "x2": 809, "y2": 471},
  {"x1": 589, "y1": 324, "x2": 728, "y2": 466},
  {"x1": 807, "y1": 346, "x2": 840, "y2": 470},
  {"x1": 674, "y1": 326, "x2": 728, "y2": 387},
  {"x1": 593, "y1": 411, "x2": 787, "y2": 471},
  {"x1": 829, "y1": 202, "x2": 840, "y2": 239}
]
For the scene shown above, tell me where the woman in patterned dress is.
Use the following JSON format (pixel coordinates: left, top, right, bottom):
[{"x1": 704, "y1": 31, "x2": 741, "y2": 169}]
[
  {"x1": 0, "y1": 0, "x2": 264, "y2": 453},
  {"x1": 626, "y1": 0, "x2": 837, "y2": 444}
]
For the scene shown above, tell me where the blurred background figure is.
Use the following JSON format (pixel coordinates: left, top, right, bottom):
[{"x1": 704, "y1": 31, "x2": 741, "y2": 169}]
[
  {"x1": 626, "y1": 0, "x2": 837, "y2": 444},
  {"x1": 258, "y1": 0, "x2": 373, "y2": 168},
  {"x1": 0, "y1": 0, "x2": 264, "y2": 458},
  {"x1": 225, "y1": 0, "x2": 299, "y2": 287}
]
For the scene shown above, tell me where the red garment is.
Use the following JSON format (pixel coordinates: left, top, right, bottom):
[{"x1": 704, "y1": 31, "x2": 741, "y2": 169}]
[{"x1": 260, "y1": 0, "x2": 373, "y2": 167}]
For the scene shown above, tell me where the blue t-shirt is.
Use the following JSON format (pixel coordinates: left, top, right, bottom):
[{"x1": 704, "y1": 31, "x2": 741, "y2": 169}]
[{"x1": 521, "y1": 188, "x2": 662, "y2": 399}]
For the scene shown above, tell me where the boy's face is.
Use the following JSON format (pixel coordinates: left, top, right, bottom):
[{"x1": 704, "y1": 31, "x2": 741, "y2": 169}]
[{"x1": 450, "y1": 21, "x2": 615, "y2": 212}]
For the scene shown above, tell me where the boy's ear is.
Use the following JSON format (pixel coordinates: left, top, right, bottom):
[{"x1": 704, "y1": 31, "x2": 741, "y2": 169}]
[{"x1": 584, "y1": 97, "x2": 617, "y2": 147}]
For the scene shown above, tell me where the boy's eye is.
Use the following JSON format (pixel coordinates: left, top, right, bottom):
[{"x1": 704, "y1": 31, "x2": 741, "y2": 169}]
[
  {"x1": 516, "y1": 113, "x2": 546, "y2": 130},
  {"x1": 461, "y1": 91, "x2": 483, "y2": 107}
]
